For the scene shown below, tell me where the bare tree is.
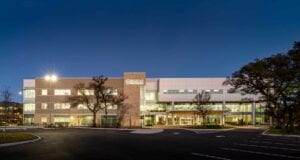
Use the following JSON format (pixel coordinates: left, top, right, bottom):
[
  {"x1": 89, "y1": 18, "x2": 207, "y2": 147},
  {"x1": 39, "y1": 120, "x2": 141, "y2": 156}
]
[
  {"x1": 0, "y1": 87, "x2": 13, "y2": 132},
  {"x1": 89, "y1": 77, "x2": 126, "y2": 127},
  {"x1": 68, "y1": 83, "x2": 98, "y2": 127},
  {"x1": 68, "y1": 76, "x2": 126, "y2": 127},
  {"x1": 194, "y1": 91, "x2": 211, "y2": 124}
]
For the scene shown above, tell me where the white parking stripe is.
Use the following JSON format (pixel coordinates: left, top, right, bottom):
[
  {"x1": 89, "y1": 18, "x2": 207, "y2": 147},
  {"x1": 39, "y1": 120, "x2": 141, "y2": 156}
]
[
  {"x1": 249, "y1": 140, "x2": 300, "y2": 146},
  {"x1": 252, "y1": 138, "x2": 298, "y2": 143},
  {"x1": 221, "y1": 148, "x2": 300, "y2": 159},
  {"x1": 260, "y1": 136, "x2": 300, "y2": 140},
  {"x1": 234, "y1": 143, "x2": 300, "y2": 151},
  {"x1": 191, "y1": 153, "x2": 232, "y2": 160}
]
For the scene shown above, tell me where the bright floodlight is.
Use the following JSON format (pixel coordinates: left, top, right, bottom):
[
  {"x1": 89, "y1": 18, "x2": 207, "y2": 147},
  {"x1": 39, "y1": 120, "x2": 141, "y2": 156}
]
[
  {"x1": 45, "y1": 74, "x2": 58, "y2": 82},
  {"x1": 51, "y1": 75, "x2": 58, "y2": 82},
  {"x1": 45, "y1": 75, "x2": 51, "y2": 81}
]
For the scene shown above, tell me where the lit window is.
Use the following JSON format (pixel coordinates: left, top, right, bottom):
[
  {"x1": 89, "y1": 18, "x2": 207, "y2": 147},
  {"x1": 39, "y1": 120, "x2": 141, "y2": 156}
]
[
  {"x1": 41, "y1": 117, "x2": 47, "y2": 123},
  {"x1": 163, "y1": 89, "x2": 197, "y2": 94},
  {"x1": 77, "y1": 104, "x2": 88, "y2": 109},
  {"x1": 109, "y1": 89, "x2": 118, "y2": 96},
  {"x1": 24, "y1": 103, "x2": 35, "y2": 112},
  {"x1": 23, "y1": 90, "x2": 35, "y2": 98},
  {"x1": 53, "y1": 117, "x2": 70, "y2": 123},
  {"x1": 78, "y1": 89, "x2": 94, "y2": 96},
  {"x1": 202, "y1": 89, "x2": 223, "y2": 94},
  {"x1": 41, "y1": 103, "x2": 48, "y2": 109},
  {"x1": 54, "y1": 103, "x2": 70, "y2": 109},
  {"x1": 41, "y1": 89, "x2": 48, "y2": 95},
  {"x1": 145, "y1": 91, "x2": 156, "y2": 101},
  {"x1": 54, "y1": 89, "x2": 71, "y2": 95}
]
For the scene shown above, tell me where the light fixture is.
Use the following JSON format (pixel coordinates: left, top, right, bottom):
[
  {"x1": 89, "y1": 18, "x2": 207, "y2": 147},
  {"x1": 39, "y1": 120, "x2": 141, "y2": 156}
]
[
  {"x1": 45, "y1": 74, "x2": 58, "y2": 82},
  {"x1": 51, "y1": 75, "x2": 58, "y2": 82},
  {"x1": 45, "y1": 75, "x2": 51, "y2": 81}
]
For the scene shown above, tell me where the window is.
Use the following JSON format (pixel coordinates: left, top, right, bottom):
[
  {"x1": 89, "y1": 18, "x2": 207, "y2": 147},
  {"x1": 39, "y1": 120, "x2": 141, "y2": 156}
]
[
  {"x1": 54, "y1": 103, "x2": 70, "y2": 109},
  {"x1": 41, "y1": 117, "x2": 47, "y2": 123},
  {"x1": 53, "y1": 117, "x2": 70, "y2": 123},
  {"x1": 41, "y1": 89, "x2": 48, "y2": 95},
  {"x1": 24, "y1": 103, "x2": 35, "y2": 112},
  {"x1": 108, "y1": 89, "x2": 118, "y2": 96},
  {"x1": 78, "y1": 89, "x2": 94, "y2": 95},
  {"x1": 163, "y1": 89, "x2": 197, "y2": 94},
  {"x1": 77, "y1": 104, "x2": 88, "y2": 109},
  {"x1": 226, "y1": 103, "x2": 252, "y2": 112},
  {"x1": 202, "y1": 89, "x2": 223, "y2": 94},
  {"x1": 54, "y1": 89, "x2": 71, "y2": 95},
  {"x1": 227, "y1": 88, "x2": 245, "y2": 95},
  {"x1": 145, "y1": 91, "x2": 156, "y2": 101},
  {"x1": 23, "y1": 90, "x2": 35, "y2": 98},
  {"x1": 41, "y1": 103, "x2": 48, "y2": 109}
]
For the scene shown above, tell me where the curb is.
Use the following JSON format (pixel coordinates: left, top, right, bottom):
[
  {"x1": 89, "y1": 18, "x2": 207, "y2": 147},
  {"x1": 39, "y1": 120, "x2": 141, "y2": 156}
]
[
  {"x1": 70, "y1": 127, "x2": 138, "y2": 131},
  {"x1": 0, "y1": 135, "x2": 42, "y2": 148},
  {"x1": 183, "y1": 128, "x2": 234, "y2": 134},
  {"x1": 262, "y1": 129, "x2": 300, "y2": 138},
  {"x1": 131, "y1": 129, "x2": 164, "y2": 134}
]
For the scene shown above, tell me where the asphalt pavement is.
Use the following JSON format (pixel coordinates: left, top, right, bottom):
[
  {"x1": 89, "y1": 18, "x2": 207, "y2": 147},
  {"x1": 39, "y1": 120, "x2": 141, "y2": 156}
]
[{"x1": 0, "y1": 128, "x2": 299, "y2": 160}]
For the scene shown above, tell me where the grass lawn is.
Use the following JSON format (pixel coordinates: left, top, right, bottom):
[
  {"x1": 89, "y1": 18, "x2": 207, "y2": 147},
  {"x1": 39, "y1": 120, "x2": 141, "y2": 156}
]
[
  {"x1": 0, "y1": 133, "x2": 37, "y2": 144},
  {"x1": 267, "y1": 128, "x2": 300, "y2": 135}
]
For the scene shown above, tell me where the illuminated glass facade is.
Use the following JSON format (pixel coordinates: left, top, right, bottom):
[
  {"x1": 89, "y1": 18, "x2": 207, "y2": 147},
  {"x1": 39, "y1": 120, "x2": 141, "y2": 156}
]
[{"x1": 23, "y1": 73, "x2": 267, "y2": 126}]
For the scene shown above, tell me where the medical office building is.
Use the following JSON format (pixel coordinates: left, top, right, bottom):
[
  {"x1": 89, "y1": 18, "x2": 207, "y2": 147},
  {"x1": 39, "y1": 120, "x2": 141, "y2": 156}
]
[{"x1": 23, "y1": 72, "x2": 266, "y2": 127}]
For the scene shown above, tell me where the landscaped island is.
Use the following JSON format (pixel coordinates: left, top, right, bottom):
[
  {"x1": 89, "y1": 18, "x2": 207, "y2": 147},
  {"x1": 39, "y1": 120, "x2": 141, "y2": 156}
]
[{"x1": 0, "y1": 133, "x2": 37, "y2": 144}]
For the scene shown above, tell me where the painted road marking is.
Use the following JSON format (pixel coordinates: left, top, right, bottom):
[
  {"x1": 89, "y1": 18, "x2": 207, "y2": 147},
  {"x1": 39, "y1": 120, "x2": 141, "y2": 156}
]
[
  {"x1": 191, "y1": 153, "x2": 232, "y2": 160},
  {"x1": 216, "y1": 135, "x2": 225, "y2": 138},
  {"x1": 221, "y1": 148, "x2": 300, "y2": 159},
  {"x1": 249, "y1": 140, "x2": 300, "y2": 146},
  {"x1": 259, "y1": 136, "x2": 300, "y2": 140},
  {"x1": 251, "y1": 138, "x2": 298, "y2": 143},
  {"x1": 234, "y1": 143, "x2": 300, "y2": 151},
  {"x1": 173, "y1": 132, "x2": 180, "y2": 135}
]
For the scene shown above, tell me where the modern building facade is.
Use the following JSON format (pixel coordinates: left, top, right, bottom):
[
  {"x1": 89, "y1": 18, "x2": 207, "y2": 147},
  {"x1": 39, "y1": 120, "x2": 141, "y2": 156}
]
[{"x1": 23, "y1": 72, "x2": 267, "y2": 127}]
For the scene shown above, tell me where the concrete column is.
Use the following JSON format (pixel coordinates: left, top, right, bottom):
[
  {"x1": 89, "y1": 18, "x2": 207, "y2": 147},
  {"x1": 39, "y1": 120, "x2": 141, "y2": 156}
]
[
  {"x1": 252, "y1": 101, "x2": 256, "y2": 125},
  {"x1": 171, "y1": 101, "x2": 175, "y2": 110},
  {"x1": 171, "y1": 114, "x2": 174, "y2": 125},
  {"x1": 221, "y1": 101, "x2": 226, "y2": 125},
  {"x1": 165, "y1": 114, "x2": 168, "y2": 125}
]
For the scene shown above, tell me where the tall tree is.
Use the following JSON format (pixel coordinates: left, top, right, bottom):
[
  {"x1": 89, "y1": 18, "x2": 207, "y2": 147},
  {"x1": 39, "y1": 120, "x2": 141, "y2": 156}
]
[
  {"x1": 0, "y1": 87, "x2": 13, "y2": 132},
  {"x1": 68, "y1": 76, "x2": 126, "y2": 127},
  {"x1": 194, "y1": 91, "x2": 211, "y2": 124},
  {"x1": 224, "y1": 42, "x2": 300, "y2": 132}
]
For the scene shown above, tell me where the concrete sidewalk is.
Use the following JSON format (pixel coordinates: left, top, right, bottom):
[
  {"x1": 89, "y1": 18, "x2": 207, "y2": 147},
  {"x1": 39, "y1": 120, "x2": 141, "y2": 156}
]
[
  {"x1": 131, "y1": 129, "x2": 164, "y2": 134},
  {"x1": 233, "y1": 125, "x2": 269, "y2": 129}
]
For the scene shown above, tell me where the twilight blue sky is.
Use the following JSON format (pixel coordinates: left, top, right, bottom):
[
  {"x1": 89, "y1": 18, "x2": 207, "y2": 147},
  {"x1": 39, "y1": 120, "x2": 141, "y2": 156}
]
[{"x1": 0, "y1": 0, "x2": 300, "y2": 102}]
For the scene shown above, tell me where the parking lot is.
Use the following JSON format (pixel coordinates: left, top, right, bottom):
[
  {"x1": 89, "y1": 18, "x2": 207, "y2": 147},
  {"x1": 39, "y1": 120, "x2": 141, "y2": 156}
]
[
  {"x1": 0, "y1": 128, "x2": 299, "y2": 160},
  {"x1": 190, "y1": 133, "x2": 300, "y2": 160}
]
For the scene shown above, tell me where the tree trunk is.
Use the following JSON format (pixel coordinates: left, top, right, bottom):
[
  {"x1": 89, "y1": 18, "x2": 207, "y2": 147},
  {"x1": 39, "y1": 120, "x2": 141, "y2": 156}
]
[
  {"x1": 104, "y1": 107, "x2": 108, "y2": 128},
  {"x1": 92, "y1": 112, "x2": 97, "y2": 127},
  {"x1": 286, "y1": 108, "x2": 295, "y2": 132},
  {"x1": 202, "y1": 114, "x2": 206, "y2": 125}
]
